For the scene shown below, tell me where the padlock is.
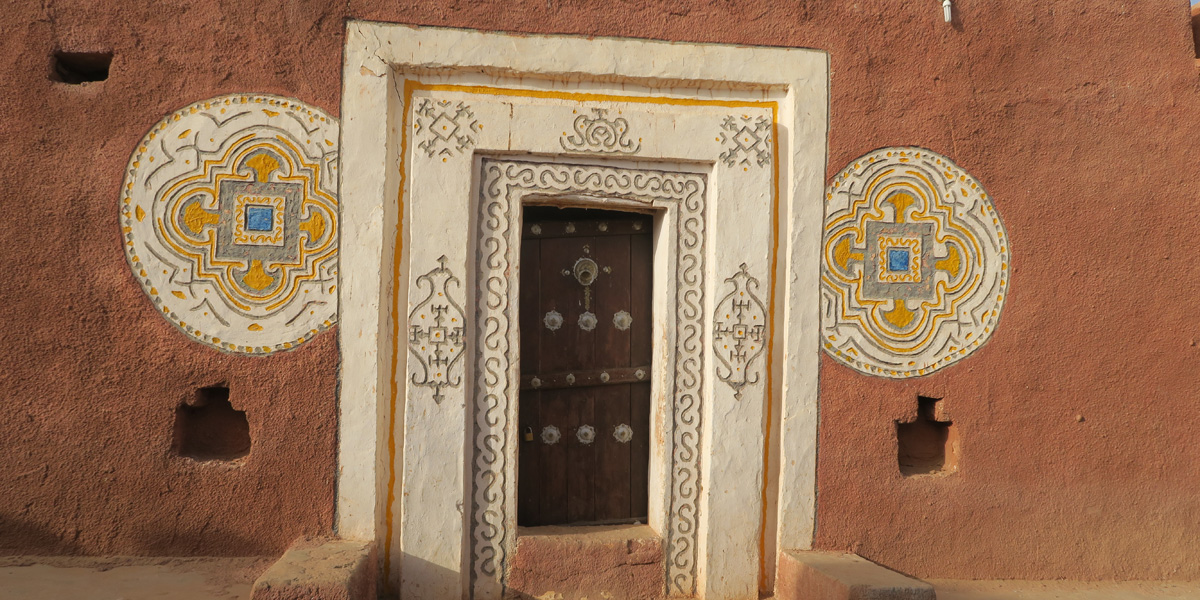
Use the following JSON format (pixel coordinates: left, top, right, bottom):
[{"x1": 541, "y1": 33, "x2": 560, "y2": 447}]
[{"x1": 523, "y1": 427, "x2": 534, "y2": 442}]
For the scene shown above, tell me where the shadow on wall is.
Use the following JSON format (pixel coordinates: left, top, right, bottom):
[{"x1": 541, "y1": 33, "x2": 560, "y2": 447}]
[
  {"x1": 383, "y1": 555, "x2": 463, "y2": 600},
  {"x1": 131, "y1": 525, "x2": 274, "y2": 557},
  {"x1": 0, "y1": 516, "x2": 83, "y2": 555},
  {"x1": 0, "y1": 514, "x2": 279, "y2": 558}
]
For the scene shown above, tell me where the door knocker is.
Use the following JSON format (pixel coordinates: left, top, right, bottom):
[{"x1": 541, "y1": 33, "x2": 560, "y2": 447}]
[{"x1": 573, "y1": 258, "x2": 599, "y2": 286}]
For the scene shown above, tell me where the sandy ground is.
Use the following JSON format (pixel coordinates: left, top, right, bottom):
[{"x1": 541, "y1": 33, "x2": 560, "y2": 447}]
[
  {"x1": 3, "y1": 557, "x2": 1199, "y2": 600},
  {"x1": 930, "y1": 579, "x2": 1200, "y2": 599},
  {"x1": 0, "y1": 556, "x2": 273, "y2": 600}
]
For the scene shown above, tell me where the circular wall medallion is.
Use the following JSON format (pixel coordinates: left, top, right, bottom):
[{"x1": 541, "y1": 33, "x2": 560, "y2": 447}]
[
  {"x1": 120, "y1": 94, "x2": 339, "y2": 354},
  {"x1": 821, "y1": 147, "x2": 1009, "y2": 377}
]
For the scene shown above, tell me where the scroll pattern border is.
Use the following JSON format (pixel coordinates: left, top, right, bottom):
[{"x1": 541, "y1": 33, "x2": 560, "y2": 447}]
[{"x1": 472, "y1": 159, "x2": 706, "y2": 598}]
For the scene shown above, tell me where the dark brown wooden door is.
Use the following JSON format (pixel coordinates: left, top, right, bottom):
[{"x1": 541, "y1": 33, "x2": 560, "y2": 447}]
[{"x1": 518, "y1": 209, "x2": 652, "y2": 526}]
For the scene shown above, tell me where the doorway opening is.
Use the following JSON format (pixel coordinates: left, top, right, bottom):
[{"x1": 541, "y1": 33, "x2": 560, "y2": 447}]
[{"x1": 517, "y1": 206, "x2": 653, "y2": 527}]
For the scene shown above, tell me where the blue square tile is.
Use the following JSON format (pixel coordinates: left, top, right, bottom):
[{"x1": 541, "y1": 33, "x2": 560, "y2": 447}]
[
  {"x1": 887, "y1": 248, "x2": 910, "y2": 272},
  {"x1": 245, "y1": 205, "x2": 274, "y2": 232}
]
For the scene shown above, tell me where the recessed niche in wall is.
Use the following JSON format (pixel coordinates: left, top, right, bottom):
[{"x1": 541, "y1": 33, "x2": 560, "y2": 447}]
[
  {"x1": 897, "y1": 396, "x2": 958, "y2": 476},
  {"x1": 1192, "y1": 4, "x2": 1200, "y2": 60},
  {"x1": 50, "y1": 50, "x2": 111, "y2": 84},
  {"x1": 172, "y1": 386, "x2": 250, "y2": 461}
]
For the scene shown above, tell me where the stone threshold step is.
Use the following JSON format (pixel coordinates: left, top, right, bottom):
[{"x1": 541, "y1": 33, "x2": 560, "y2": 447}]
[
  {"x1": 776, "y1": 550, "x2": 935, "y2": 600},
  {"x1": 250, "y1": 538, "x2": 376, "y2": 600}
]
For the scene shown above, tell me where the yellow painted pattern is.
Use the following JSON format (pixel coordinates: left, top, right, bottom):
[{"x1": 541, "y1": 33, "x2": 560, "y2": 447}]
[
  {"x1": 935, "y1": 244, "x2": 962, "y2": 278},
  {"x1": 299, "y1": 210, "x2": 326, "y2": 241},
  {"x1": 821, "y1": 148, "x2": 1010, "y2": 378},
  {"x1": 120, "y1": 94, "x2": 340, "y2": 355},
  {"x1": 159, "y1": 138, "x2": 338, "y2": 307},
  {"x1": 823, "y1": 175, "x2": 980, "y2": 348},
  {"x1": 833, "y1": 236, "x2": 864, "y2": 270},
  {"x1": 183, "y1": 202, "x2": 219, "y2": 233},
  {"x1": 883, "y1": 299, "x2": 915, "y2": 328},
  {"x1": 245, "y1": 153, "x2": 280, "y2": 182},
  {"x1": 242, "y1": 259, "x2": 275, "y2": 291}
]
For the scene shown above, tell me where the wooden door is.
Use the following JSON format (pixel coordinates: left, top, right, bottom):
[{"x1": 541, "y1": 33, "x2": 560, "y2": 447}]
[{"x1": 518, "y1": 209, "x2": 652, "y2": 526}]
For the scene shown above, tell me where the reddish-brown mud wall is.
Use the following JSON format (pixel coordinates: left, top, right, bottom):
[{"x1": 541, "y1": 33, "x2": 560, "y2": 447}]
[{"x1": 3, "y1": 0, "x2": 1199, "y2": 580}]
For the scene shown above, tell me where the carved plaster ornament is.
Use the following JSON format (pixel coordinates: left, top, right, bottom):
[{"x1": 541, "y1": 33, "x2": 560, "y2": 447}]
[
  {"x1": 120, "y1": 94, "x2": 340, "y2": 355},
  {"x1": 408, "y1": 256, "x2": 467, "y2": 404},
  {"x1": 541, "y1": 426, "x2": 561, "y2": 445},
  {"x1": 719, "y1": 114, "x2": 773, "y2": 168},
  {"x1": 559, "y1": 108, "x2": 642, "y2": 155},
  {"x1": 578, "y1": 312, "x2": 598, "y2": 331},
  {"x1": 543, "y1": 310, "x2": 563, "y2": 331},
  {"x1": 821, "y1": 147, "x2": 1009, "y2": 378},
  {"x1": 613, "y1": 310, "x2": 633, "y2": 331},
  {"x1": 576, "y1": 425, "x2": 596, "y2": 445},
  {"x1": 414, "y1": 98, "x2": 481, "y2": 157},
  {"x1": 712, "y1": 263, "x2": 767, "y2": 399},
  {"x1": 613, "y1": 424, "x2": 633, "y2": 444}
]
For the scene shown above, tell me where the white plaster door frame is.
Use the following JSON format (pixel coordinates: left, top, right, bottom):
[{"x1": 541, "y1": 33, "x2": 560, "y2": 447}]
[
  {"x1": 337, "y1": 22, "x2": 828, "y2": 600},
  {"x1": 473, "y1": 157, "x2": 707, "y2": 600}
]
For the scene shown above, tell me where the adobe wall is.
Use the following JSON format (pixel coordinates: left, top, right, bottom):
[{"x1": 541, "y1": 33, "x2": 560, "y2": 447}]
[{"x1": 3, "y1": 0, "x2": 1198, "y2": 581}]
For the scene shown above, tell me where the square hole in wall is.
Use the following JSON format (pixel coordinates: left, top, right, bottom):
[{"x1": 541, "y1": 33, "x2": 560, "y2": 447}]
[
  {"x1": 50, "y1": 51, "x2": 111, "y2": 84},
  {"x1": 172, "y1": 386, "x2": 250, "y2": 461},
  {"x1": 897, "y1": 396, "x2": 958, "y2": 476}
]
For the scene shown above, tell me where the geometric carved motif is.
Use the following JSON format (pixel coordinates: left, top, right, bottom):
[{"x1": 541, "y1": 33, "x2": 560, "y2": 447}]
[
  {"x1": 713, "y1": 263, "x2": 767, "y2": 399},
  {"x1": 559, "y1": 108, "x2": 642, "y2": 154},
  {"x1": 120, "y1": 94, "x2": 339, "y2": 354},
  {"x1": 414, "y1": 98, "x2": 482, "y2": 157},
  {"x1": 821, "y1": 147, "x2": 1010, "y2": 377},
  {"x1": 718, "y1": 114, "x2": 772, "y2": 168},
  {"x1": 472, "y1": 159, "x2": 706, "y2": 599},
  {"x1": 408, "y1": 255, "x2": 465, "y2": 404}
]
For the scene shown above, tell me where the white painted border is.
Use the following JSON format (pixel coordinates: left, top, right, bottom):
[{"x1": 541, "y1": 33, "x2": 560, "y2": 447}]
[{"x1": 337, "y1": 21, "x2": 829, "y2": 596}]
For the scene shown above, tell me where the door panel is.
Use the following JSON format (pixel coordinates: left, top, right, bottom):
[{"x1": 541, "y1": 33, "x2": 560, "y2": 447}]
[{"x1": 518, "y1": 209, "x2": 652, "y2": 526}]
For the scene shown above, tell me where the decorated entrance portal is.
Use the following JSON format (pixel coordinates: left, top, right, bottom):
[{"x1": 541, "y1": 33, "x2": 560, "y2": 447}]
[
  {"x1": 518, "y1": 208, "x2": 653, "y2": 526},
  {"x1": 337, "y1": 22, "x2": 828, "y2": 600}
]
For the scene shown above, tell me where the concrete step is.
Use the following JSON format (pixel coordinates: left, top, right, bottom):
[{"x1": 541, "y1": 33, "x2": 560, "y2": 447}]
[
  {"x1": 250, "y1": 538, "x2": 376, "y2": 600},
  {"x1": 775, "y1": 550, "x2": 935, "y2": 600}
]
